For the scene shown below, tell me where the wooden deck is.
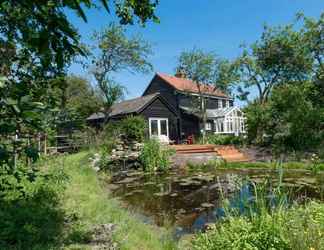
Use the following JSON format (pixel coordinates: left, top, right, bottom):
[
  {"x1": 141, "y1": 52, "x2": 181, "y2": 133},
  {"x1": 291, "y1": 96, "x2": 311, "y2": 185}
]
[{"x1": 171, "y1": 144, "x2": 251, "y2": 163}]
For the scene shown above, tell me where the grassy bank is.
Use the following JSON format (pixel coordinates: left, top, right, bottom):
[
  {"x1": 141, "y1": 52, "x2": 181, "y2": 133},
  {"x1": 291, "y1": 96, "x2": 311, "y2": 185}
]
[
  {"x1": 187, "y1": 160, "x2": 324, "y2": 172},
  {"x1": 60, "y1": 152, "x2": 177, "y2": 250},
  {"x1": 222, "y1": 161, "x2": 324, "y2": 171}
]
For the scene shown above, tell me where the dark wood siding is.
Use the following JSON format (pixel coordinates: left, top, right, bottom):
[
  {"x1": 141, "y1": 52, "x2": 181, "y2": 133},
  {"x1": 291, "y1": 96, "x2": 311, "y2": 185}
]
[
  {"x1": 143, "y1": 76, "x2": 178, "y2": 111},
  {"x1": 180, "y1": 112, "x2": 200, "y2": 140},
  {"x1": 178, "y1": 93, "x2": 221, "y2": 109},
  {"x1": 140, "y1": 98, "x2": 179, "y2": 142}
]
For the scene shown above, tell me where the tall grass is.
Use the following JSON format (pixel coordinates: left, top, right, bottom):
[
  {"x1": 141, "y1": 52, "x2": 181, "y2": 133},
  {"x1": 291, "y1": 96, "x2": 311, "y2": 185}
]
[
  {"x1": 192, "y1": 172, "x2": 324, "y2": 250},
  {"x1": 60, "y1": 152, "x2": 177, "y2": 250}
]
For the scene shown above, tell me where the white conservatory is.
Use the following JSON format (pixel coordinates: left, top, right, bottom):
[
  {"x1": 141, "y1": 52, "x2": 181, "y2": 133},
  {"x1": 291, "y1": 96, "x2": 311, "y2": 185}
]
[{"x1": 206, "y1": 107, "x2": 246, "y2": 135}]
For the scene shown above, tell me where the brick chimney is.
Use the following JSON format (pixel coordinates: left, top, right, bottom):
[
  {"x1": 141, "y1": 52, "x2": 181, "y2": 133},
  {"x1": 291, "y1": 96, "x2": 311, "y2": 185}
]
[{"x1": 175, "y1": 67, "x2": 186, "y2": 78}]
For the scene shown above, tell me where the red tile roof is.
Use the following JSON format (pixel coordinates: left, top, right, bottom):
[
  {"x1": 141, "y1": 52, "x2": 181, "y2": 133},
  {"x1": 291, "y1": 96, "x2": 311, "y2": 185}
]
[{"x1": 156, "y1": 72, "x2": 229, "y2": 98}]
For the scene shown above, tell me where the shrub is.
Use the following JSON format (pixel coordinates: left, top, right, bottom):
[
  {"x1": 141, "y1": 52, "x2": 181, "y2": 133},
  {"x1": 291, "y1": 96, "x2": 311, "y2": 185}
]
[
  {"x1": 139, "y1": 139, "x2": 175, "y2": 172},
  {"x1": 192, "y1": 181, "x2": 324, "y2": 250},
  {"x1": 102, "y1": 115, "x2": 146, "y2": 152},
  {"x1": 203, "y1": 134, "x2": 244, "y2": 146},
  {"x1": 120, "y1": 116, "x2": 146, "y2": 141},
  {"x1": 0, "y1": 161, "x2": 68, "y2": 249}
]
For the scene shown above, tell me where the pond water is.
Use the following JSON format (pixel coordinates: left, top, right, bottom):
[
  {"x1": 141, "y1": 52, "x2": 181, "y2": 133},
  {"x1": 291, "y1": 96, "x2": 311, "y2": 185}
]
[{"x1": 109, "y1": 167, "x2": 324, "y2": 236}]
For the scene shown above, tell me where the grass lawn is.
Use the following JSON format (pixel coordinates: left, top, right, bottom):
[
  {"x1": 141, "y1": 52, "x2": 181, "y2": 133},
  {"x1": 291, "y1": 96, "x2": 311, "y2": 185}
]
[{"x1": 58, "y1": 152, "x2": 177, "y2": 250}]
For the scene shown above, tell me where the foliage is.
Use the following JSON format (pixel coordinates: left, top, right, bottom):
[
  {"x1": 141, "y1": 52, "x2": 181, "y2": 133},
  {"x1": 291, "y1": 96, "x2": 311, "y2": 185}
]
[
  {"x1": 244, "y1": 102, "x2": 271, "y2": 145},
  {"x1": 267, "y1": 83, "x2": 323, "y2": 153},
  {"x1": 192, "y1": 201, "x2": 324, "y2": 250},
  {"x1": 91, "y1": 23, "x2": 153, "y2": 115},
  {"x1": 239, "y1": 12, "x2": 324, "y2": 154},
  {"x1": 202, "y1": 134, "x2": 245, "y2": 146},
  {"x1": 120, "y1": 116, "x2": 147, "y2": 141},
  {"x1": 221, "y1": 161, "x2": 324, "y2": 171},
  {"x1": 0, "y1": 160, "x2": 68, "y2": 249},
  {"x1": 62, "y1": 152, "x2": 177, "y2": 250},
  {"x1": 0, "y1": 0, "x2": 159, "y2": 168},
  {"x1": 139, "y1": 139, "x2": 175, "y2": 172},
  {"x1": 309, "y1": 153, "x2": 321, "y2": 174},
  {"x1": 176, "y1": 48, "x2": 238, "y2": 141},
  {"x1": 63, "y1": 75, "x2": 103, "y2": 121},
  {"x1": 192, "y1": 177, "x2": 324, "y2": 250},
  {"x1": 245, "y1": 82, "x2": 324, "y2": 152},
  {"x1": 235, "y1": 22, "x2": 312, "y2": 104}
]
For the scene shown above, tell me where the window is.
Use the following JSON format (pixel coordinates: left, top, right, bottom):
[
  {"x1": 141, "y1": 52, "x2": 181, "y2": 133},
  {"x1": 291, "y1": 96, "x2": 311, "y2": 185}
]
[
  {"x1": 149, "y1": 118, "x2": 169, "y2": 138},
  {"x1": 150, "y1": 120, "x2": 158, "y2": 136},
  {"x1": 222, "y1": 100, "x2": 226, "y2": 108},
  {"x1": 218, "y1": 99, "x2": 222, "y2": 109},
  {"x1": 160, "y1": 120, "x2": 168, "y2": 136},
  {"x1": 205, "y1": 122, "x2": 212, "y2": 131}
]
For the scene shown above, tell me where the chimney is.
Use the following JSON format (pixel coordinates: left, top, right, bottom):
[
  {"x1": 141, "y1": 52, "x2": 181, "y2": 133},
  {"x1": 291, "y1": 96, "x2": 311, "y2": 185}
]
[{"x1": 175, "y1": 67, "x2": 186, "y2": 78}]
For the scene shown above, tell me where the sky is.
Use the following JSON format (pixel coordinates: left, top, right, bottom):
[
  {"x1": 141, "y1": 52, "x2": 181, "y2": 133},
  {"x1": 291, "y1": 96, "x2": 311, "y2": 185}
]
[{"x1": 67, "y1": 0, "x2": 323, "y2": 104}]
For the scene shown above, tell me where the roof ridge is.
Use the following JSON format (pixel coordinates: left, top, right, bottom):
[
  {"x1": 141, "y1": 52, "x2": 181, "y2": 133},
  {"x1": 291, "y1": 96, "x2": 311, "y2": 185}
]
[{"x1": 156, "y1": 72, "x2": 229, "y2": 98}]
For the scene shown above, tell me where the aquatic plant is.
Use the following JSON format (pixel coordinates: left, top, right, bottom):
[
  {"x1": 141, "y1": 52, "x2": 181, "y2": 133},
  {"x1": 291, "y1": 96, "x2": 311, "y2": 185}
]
[
  {"x1": 139, "y1": 139, "x2": 175, "y2": 172},
  {"x1": 309, "y1": 153, "x2": 321, "y2": 174},
  {"x1": 192, "y1": 171, "x2": 324, "y2": 250}
]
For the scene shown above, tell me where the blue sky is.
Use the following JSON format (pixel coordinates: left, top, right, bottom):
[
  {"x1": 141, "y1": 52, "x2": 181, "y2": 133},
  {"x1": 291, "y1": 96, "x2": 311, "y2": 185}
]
[{"x1": 68, "y1": 0, "x2": 323, "y2": 104}]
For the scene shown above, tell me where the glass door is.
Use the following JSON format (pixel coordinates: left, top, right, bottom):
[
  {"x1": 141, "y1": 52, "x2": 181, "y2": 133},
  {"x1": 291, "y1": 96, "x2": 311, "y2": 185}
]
[{"x1": 149, "y1": 118, "x2": 169, "y2": 139}]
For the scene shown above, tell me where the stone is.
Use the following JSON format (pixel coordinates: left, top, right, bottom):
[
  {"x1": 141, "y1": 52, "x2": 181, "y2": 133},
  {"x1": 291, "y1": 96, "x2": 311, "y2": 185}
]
[
  {"x1": 201, "y1": 202, "x2": 214, "y2": 209},
  {"x1": 115, "y1": 177, "x2": 138, "y2": 184},
  {"x1": 153, "y1": 191, "x2": 169, "y2": 197}
]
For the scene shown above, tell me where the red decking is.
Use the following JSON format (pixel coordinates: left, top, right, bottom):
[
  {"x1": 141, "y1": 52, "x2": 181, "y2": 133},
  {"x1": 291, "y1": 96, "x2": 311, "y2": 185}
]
[{"x1": 171, "y1": 144, "x2": 250, "y2": 163}]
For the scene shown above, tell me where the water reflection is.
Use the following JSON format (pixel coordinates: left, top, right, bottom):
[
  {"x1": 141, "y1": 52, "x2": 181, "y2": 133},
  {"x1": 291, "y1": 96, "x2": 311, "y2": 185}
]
[{"x1": 109, "y1": 168, "x2": 324, "y2": 235}]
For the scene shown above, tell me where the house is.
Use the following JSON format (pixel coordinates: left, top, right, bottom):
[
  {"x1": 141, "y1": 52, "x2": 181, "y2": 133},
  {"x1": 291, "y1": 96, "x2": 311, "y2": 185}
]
[{"x1": 87, "y1": 72, "x2": 246, "y2": 143}]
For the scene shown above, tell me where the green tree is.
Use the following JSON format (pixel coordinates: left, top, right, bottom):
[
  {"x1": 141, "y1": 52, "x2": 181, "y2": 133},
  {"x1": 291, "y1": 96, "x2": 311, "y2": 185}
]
[
  {"x1": 176, "y1": 48, "x2": 238, "y2": 141},
  {"x1": 267, "y1": 83, "x2": 323, "y2": 154},
  {"x1": 64, "y1": 75, "x2": 103, "y2": 120},
  {"x1": 91, "y1": 23, "x2": 153, "y2": 116},
  {"x1": 0, "y1": 0, "x2": 159, "y2": 167},
  {"x1": 298, "y1": 12, "x2": 324, "y2": 106},
  {"x1": 235, "y1": 24, "x2": 312, "y2": 104}
]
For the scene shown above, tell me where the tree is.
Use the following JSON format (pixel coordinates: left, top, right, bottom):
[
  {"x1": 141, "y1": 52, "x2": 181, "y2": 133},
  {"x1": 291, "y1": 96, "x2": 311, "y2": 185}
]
[
  {"x1": 176, "y1": 48, "x2": 238, "y2": 141},
  {"x1": 63, "y1": 75, "x2": 103, "y2": 120},
  {"x1": 235, "y1": 24, "x2": 312, "y2": 104},
  {"x1": 91, "y1": 23, "x2": 153, "y2": 116},
  {"x1": 267, "y1": 83, "x2": 323, "y2": 154},
  {"x1": 0, "y1": 0, "x2": 159, "y2": 167},
  {"x1": 239, "y1": 12, "x2": 324, "y2": 149},
  {"x1": 298, "y1": 12, "x2": 324, "y2": 107}
]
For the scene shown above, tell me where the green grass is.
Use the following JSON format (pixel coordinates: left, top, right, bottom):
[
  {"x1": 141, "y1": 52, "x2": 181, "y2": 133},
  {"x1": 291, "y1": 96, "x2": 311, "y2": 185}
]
[
  {"x1": 222, "y1": 161, "x2": 324, "y2": 171},
  {"x1": 187, "y1": 159, "x2": 324, "y2": 171},
  {"x1": 59, "y1": 152, "x2": 177, "y2": 250}
]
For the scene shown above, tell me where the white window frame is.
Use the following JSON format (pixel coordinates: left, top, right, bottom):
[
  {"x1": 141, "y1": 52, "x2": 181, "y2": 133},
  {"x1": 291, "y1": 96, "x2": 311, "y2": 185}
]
[
  {"x1": 148, "y1": 118, "x2": 169, "y2": 138},
  {"x1": 205, "y1": 121, "x2": 212, "y2": 131}
]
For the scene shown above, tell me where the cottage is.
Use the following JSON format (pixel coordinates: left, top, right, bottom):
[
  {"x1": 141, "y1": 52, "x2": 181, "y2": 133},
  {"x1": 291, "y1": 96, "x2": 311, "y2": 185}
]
[{"x1": 87, "y1": 72, "x2": 246, "y2": 143}]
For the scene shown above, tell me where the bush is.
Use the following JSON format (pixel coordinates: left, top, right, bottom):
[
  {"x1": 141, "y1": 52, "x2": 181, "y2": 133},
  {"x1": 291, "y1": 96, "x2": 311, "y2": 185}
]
[
  {"x1": 120, "y1": 116, "x2": 146, "y2": 141},
  {"x1": 192, "y1": 183, "x2": 324, "y2": 250},
  {"x1": 203, "y1": 134, "x2": 244, "y2": 146},
  {"x1": 0, "y1": 161, "x2": 68, "y2": 249},
  {"x1": 139, "y1": 139, "x2": 175, "y2": 172}
]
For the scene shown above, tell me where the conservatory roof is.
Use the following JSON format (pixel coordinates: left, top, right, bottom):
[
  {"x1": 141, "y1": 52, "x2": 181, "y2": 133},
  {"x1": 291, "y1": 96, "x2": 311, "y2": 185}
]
[
  {"x1": 180, "y1": 106, "x2": 241, "y2": 118},
  {"x1": 206, "y1": 106, "x2": 240, "y2": 118}
]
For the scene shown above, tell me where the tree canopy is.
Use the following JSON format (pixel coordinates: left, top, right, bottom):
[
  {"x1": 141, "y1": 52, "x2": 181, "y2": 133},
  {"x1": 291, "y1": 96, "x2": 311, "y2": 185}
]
[
  {"x1": 0, "y1": 0, "x2": 159, "y2": 167},
  {"x1": 91, "y1": 23, "x2": 153, "y2": 114}
]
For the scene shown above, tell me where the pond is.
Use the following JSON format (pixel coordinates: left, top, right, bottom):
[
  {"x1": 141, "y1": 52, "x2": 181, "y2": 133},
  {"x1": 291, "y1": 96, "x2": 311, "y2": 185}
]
[{"x1": 108, "y1": 167, "x2": 324, "y2": 236}]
